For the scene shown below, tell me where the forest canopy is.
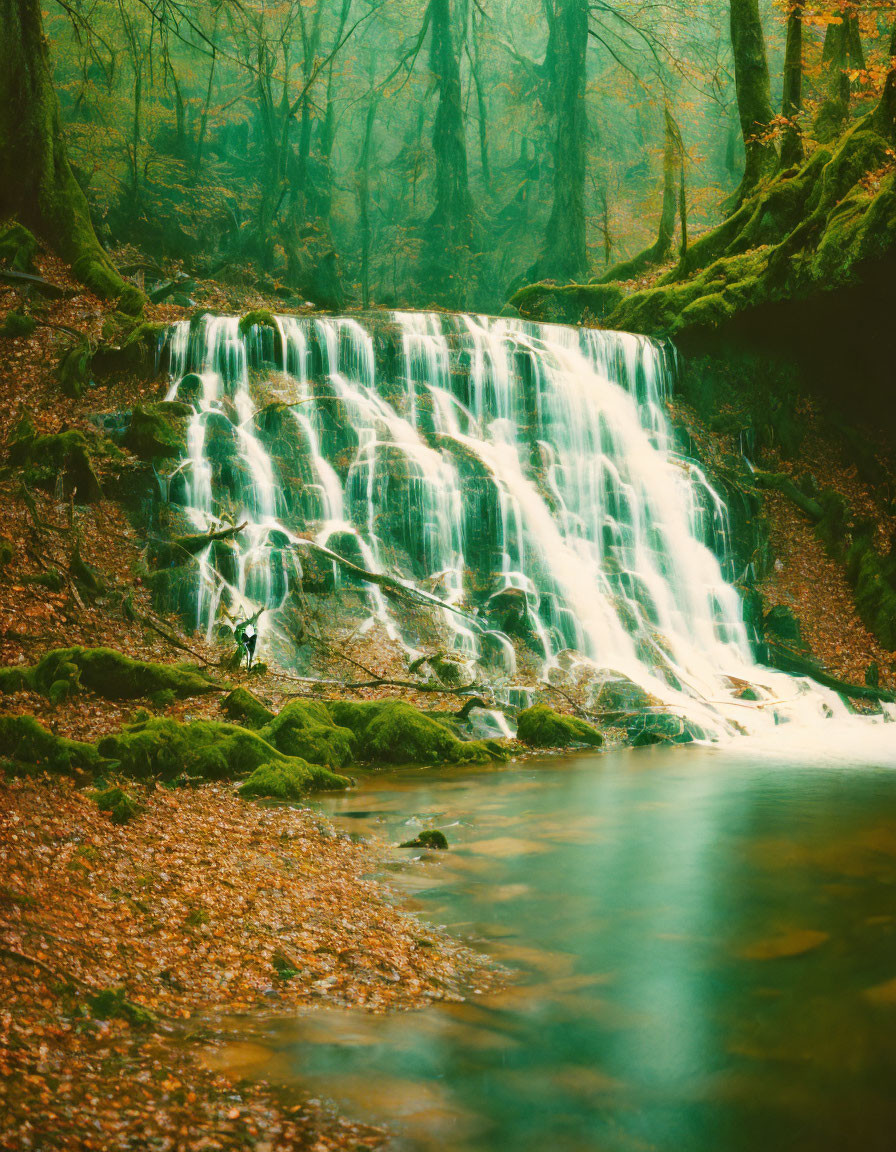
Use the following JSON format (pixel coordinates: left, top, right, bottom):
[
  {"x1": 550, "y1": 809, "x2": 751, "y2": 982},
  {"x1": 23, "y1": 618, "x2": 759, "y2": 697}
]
[{"x1": 4, "y1": 0, "x2": 896, "y2": 312}]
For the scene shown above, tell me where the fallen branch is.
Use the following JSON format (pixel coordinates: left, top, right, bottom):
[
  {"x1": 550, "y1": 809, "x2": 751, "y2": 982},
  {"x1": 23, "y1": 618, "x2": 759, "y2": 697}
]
[
  {"x1": 136, "y1": 611, "x2": 220, "y2": 669},
  {"x1": 751, "y1": 471, "x2": 822, "y2": 520},
  {"x1": 293, "y1": 538, "x2": 482, "y2": 627}
]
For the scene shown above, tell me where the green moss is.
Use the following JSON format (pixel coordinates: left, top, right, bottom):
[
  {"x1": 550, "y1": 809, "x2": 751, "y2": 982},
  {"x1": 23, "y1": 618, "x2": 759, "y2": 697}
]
[
  {"x1": 260, "y1": 700, "x2": 355, "y2": 768},
  {"x1": 326, "y1": 699, "x2": 506, "y2": 766},
  {"x1": 509, "y1": 282, "x2": 625, "y2": 325},
  {"x1": 222, "y1": 687, "x2": 275, "y2": 729},
  {"x1": 0, "y1": 310, "x2": 36, "y2": 338},
  {"x1": 22, "y1": 569, "x2": 64, "y2": 592},
  {"x1": 0, "y1": 222, "x2": 40, "y2": 271},
  {"x1": 57, "y1": 339, "x2": 93, "y2": 399},
  {"x1": 123, "y1": 403, "x2": 190, "y2": 461},
  {"x1": 0, "y1": 714, "x2": 99, "y2": 775},
  {"x1": 400, "y1": 829, "x2": 449, "y2": 849},
  {"x1": 97, "y1": 715, "x2": 349, "y2": 789},
  {"x1": 87, "y1": 987, "x2": 155, "y2": 1026},
  {"x1": 150, "y1": 688, "x2": 176, "y2": 710},
  {"x1": 515, "y1": 704, "x2": 603, "y2": 748},
  {"x1": 238, "y1": 758, "x2": 349, "y2": 799},
  {"x1": 93, "y1": 785, "x2": 141, "y2": 824},
  {"x1": 0, "y1": 646, "x2": 217, "y2": 701},
  {"x1": 238, "y1": 309, "x2": 278, "y2": 336}
]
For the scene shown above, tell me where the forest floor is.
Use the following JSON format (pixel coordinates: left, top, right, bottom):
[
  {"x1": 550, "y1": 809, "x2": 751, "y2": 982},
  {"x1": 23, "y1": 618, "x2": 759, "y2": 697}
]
[
  {"x1": 3, "y1": 245, "x2": 894, "y2": 1147},
  {"x1": 0, "y1": 254, "x2": 512, "y2": 1149}
]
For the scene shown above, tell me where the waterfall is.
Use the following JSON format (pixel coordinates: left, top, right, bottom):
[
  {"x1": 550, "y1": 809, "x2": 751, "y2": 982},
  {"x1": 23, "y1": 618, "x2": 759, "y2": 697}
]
[{"x1": 159, "y1": 311, "x2": 855, "y2": 738}]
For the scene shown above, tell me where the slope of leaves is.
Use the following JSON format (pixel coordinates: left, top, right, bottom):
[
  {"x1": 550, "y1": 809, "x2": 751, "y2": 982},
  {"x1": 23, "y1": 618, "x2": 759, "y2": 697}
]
[{"x1": 0, "y1": 777, "x2": 505, "y2": 1149}]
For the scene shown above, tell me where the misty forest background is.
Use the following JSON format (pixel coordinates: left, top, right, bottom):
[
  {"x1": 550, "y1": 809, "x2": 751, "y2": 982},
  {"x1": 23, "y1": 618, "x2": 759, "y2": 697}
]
[{"x1": 39, "y1": 0, "x2": 896, "y2": 315}]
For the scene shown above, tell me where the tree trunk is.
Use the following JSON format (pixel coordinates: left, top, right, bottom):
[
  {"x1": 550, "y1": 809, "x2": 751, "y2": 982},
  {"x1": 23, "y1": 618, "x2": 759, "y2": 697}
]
[
  {"x1": 536, "y1": 0, "x2": 589, "y2": 282},
  {"x1": 779, "y1": 0, "x2": 804, "y2": 168},
  {"x1": 358, "y1": 95, "x2": 379, "y2": 308},
  {"x1": 421, "y1": 0, "x2": 475, "y2": 305},
  {"x1": 873, "y1": 19, "x2": 896, "y2": 139},
  {"x1": 814, "y1": 16, "x2": 850, "y2": 142},
  {"x1": 729, "y1": 0, "x2": 777, "y2": 206},
  {"x1": 0, "y1": 0, "x2": 142, "y2": 311}
]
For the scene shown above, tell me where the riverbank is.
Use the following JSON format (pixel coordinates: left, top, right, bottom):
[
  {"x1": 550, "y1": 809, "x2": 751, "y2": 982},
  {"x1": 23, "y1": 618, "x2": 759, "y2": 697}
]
[{"x1": 0, "y1": 777, "x2": 505, "y2": 1150}]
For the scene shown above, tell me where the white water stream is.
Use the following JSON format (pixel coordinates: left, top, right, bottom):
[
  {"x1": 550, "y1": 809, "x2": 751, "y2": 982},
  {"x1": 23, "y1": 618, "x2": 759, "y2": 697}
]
[{"x1": 160, "y1": 312, "x2": 877, "y2": 740}]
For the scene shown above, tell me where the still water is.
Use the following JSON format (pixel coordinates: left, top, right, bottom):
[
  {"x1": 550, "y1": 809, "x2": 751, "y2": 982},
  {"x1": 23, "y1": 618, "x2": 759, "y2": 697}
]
[{"x1": 211, "y1": 739, "x2": 896, "y2": 1151}]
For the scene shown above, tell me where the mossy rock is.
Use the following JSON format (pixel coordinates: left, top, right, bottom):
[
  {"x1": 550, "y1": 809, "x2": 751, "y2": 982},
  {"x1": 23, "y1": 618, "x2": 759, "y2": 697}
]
[
  {"x1": 87, "y1": 987, "x2": 155, "y2": 1027},
  {"x1": 0, "y1": 222, "x2": 40, "y2": 271},
  {"x1": 8, "y1": 426, "x2": 105, "y2": 504},
  {"x1": 238, "y1": 309, "x2": 278, "y2": 336},
  {"x1": 97, "y1": 715, "x2": 349, "y2": 788},
  {"x1": 238, "y1": 758, "x2": 349, "y2": 800},
  {"x1": 221, "y1": 687, "x2": 275, "y2": 729},
  {"x1": 97, "y1": 716, "x2": 273, "y2": 781},
  {"x1": 400, "y1": 829, "x2": 448, "y2": 849},
  {"x1": 0, "y1": 310, "x2": 36, "y2": 339},
  {"x1": 260, "y1": 700, "x2": 356, "y2": 769},
  {"x1": 0, "y1": 714, "x2": 100, "y2": 776},
  {"x1": 0, "y1": 646, "x2": 217, "y2": 701},
  {"x1": 515, "y1": 704, "x2": 603, "y2": 748},
  {"x1": 326, "y1": 699, "x2": 506, "y2": 766},
  {"x1": 123, "y1": 403, "x2": 190, "y2": 461},
  {"x1": 93, "y1": 785, "x2": 141, "y2": 824},
  {"x1": 510, "y1": 282, "x2": 625, "y2": 325},
  {"x1": 57, "y1": 340, "x2": 94, "y2": 399},
  {"x1": 92, "y1": 321, "x2": 164, "y2": 379}
]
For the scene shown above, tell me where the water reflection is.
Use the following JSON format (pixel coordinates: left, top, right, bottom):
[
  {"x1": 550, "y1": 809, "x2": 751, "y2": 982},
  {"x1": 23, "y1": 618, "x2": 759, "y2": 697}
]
[{"x1": 206, "y1": 744, "x2": 896, "y2": 1151}]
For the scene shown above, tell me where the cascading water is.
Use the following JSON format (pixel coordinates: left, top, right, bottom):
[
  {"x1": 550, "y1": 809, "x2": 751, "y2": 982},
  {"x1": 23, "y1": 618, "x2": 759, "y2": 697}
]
[{"x1": 158, "y1": 311, "x2": 859, "y2": 738}]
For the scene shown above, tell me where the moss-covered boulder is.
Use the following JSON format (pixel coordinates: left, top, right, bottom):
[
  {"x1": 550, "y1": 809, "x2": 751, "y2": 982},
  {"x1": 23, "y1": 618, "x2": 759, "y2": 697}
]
[
  {"x1": 260, "y1": 699, "x2": 355, "y2": 769},
  {"x1": 123, "y1": 402, "x2": 190, "y2": 461},
  {"x1": 326, "y1": 699, "x2": 506, "y2": 766},
  {"x1": 515, "y1": 704, "x2": 603, "y2": 748},
  {"x1": 97, "y1": 715, "x2": 350, "y2": 789},
  {"x1": 238, "y1": 759, "x2": 348, "y2": 800},
  {"x1": 238, "y1": 309, "x2": 278, "y2": 336},
  {"x1": 0, "y1": 222, "x2": 40, "y2": 271},
  {"x1": 7, "y1": 416, "x2": 106, "y2": 504},
  {"x1": 0, "y1": 647, "x2": 217, "y2": 701},
  {"x1": 93, "y1": 785, "x2": 141, "y2": 824},
  {"x1": 0, "y1": 310, "x2": 36, "y2": 339},
  {"x1": 221, "y1": 687, "x2": 275, "y2": 729},
  {"x1": 0, "y1": 715, "x2": 100, "y2": 776}
]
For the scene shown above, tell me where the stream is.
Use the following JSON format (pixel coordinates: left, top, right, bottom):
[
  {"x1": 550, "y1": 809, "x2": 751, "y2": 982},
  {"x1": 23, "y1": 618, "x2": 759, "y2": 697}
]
[{"x1": 203, "y1": 736, "x2": 896, "y2": 1152}]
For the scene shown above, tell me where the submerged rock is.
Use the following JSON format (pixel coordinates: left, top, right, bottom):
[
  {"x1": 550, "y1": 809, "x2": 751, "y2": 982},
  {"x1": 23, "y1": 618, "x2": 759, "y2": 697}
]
[
  {"x1": 515, "y1": 704, "x2": 603, "y2": 748},
  {"x1": 400, "y1": 830, "x2": 449, "y2": 850}
]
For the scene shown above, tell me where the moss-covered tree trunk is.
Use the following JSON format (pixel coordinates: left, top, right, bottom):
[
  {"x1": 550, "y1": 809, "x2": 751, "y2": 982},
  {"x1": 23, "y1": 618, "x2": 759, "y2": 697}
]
[
  {"x1": 814, "y1": 17, "x2": 850, "y2": 142},
  {"x1": 594, "y1": 108, "x2": 678, "y2": 283},
  {"x1": 0, "y1": 0, "x2": 142, "y2": 312},
  {"x1": 780, "y1": 0, "x2": 804, "y2": 168},
  {"x1": 729, "y1": 0, "x2": 777, "y2": 205},
  {"x1": 873, "y1": 21, "x2": 896, "y2": 138},
  {"x1": 421, "y1": 0, "x2": 475, "y2": 305},
  {"x1": 536, "y1": 0, "x2": 589, "y2": 282}
]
